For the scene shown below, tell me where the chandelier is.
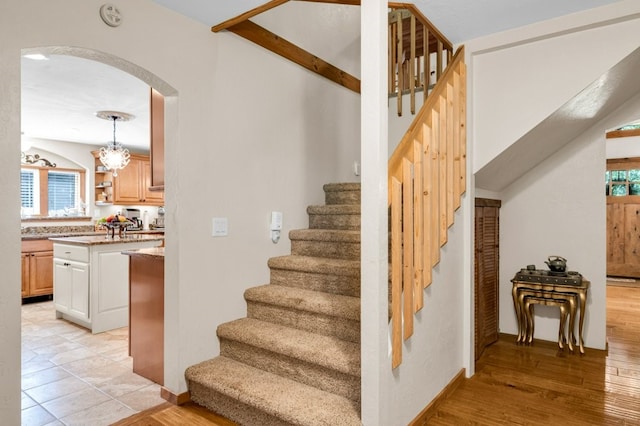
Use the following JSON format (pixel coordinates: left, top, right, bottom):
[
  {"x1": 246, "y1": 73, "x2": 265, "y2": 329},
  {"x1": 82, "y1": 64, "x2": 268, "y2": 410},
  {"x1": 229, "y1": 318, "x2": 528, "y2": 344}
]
[{"x1": 96, "y1": 111, "x2": 132, "y2": 177}]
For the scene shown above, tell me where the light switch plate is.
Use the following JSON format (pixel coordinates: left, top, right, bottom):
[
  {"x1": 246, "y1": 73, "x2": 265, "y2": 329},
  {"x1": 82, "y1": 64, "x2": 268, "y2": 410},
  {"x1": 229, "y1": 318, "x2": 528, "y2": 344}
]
[{"x1": 212, "y1": 217, "x2": 228, "y2": 237}]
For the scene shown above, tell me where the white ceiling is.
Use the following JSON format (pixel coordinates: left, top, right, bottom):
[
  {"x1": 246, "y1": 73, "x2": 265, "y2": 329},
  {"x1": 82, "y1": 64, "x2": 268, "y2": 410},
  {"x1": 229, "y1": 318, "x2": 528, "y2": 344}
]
[{"x1": 20, "y1": 0, "x2": 625, "y2": 150}]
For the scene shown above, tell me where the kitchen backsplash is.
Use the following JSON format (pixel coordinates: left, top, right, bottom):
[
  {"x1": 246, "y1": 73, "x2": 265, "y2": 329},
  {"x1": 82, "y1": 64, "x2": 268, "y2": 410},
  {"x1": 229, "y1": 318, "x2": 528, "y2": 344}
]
[{"x1": 21, "y1": 225, "x2": 96, "y2": 235}]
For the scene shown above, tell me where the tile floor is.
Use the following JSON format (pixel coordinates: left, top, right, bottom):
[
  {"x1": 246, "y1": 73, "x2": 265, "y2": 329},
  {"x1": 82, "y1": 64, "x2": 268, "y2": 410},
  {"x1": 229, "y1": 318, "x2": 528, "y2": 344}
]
[{"x1": 21, "y1": 300, "x2": 165, "y2": 426}]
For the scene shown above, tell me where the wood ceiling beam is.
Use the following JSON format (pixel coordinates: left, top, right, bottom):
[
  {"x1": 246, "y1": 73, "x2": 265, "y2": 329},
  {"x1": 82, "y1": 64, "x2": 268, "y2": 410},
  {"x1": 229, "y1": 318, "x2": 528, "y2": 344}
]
[
  {"x1": 212, "y1": 0, "x2": 290, "y2": 33},
  {"x1": 606, "y1": 128, "x2": 640, "y2": 139},
  {"x1": 226, "y1": 20, "x2": 361, "y2": 94}
]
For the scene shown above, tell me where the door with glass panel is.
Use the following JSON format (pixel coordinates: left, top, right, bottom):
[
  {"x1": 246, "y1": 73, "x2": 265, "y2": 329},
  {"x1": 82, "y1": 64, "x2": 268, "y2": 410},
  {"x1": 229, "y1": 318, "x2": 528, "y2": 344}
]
[{"x1": 606, "y1": 158, "x2": 640, "y2": 278}]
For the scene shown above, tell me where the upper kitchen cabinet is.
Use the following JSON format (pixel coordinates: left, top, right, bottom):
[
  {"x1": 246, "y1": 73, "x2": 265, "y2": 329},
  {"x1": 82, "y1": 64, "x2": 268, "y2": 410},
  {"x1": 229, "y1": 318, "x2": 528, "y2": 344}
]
[
  {"x1": 92, "y1": 152, "x2": 163, "y2": 206},
  {"x1": 149, "y1": 88, "x2": 164, "y2": 190},
  {"x1": 113, "y1": 154, "x2": 164, "y2": 206}
]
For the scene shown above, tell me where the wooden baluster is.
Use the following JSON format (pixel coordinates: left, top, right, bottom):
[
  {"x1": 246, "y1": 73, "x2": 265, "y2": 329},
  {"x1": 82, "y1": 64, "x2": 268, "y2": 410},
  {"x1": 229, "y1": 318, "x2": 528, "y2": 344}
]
[
  {"x1": 453, "y1": 68, "x2": 461, "y2": 209},
  {"x1": 422, "y1": 122, "x2": 432, "y2": 287},
  {"x1": 423, "y1": 24, "x2": 430, "y2": 99},
  {"x1": 391, "y1": 177, "x2": 403, "y2": 368},
  {"x1": 397, "y1": 14, "x2": 403, "y2": 116},
  {"x1": 446, "y1": 81, "x2": 455, "y2": 226},
  {"x1": 437, "y1": 39, "x2": 443, "y2": 81},
  {"x1": 403, "y1": 158, "x2": 414, "y2": 339},
  {"x1": 413, "y1": 139, "x2": 424, "y2": 310},
  {"x1": 430, "y1": 109, "x2": 440, "y2": 266},
  {"x1": 387, "y1": 22, "x2": 397, "y2": 95},
  {"x1": 410, "y1": 15, "x2": 416, "y2": 115},
  {"x1": 459, "y1": 60, "x2": 467, "y2": 195},
  {"x1": 439, "y1": 95, "x2": 448, "y2": 245}
]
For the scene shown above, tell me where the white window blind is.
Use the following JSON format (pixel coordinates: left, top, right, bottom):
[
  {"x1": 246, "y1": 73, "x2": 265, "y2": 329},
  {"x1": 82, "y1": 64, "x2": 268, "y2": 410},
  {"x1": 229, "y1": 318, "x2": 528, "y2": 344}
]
[
  {"x1": 20, "y1": 169, "x2": 40, "y2": 215},
  {"x1": 48, "y1": 171, "x2": 79, "y2": 215}
]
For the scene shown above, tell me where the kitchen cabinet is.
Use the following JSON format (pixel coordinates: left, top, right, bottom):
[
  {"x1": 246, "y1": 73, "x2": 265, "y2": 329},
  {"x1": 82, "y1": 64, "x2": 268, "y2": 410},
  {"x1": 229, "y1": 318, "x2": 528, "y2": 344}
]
[
  {"x1": 53, "y1": 258, "x2": 90, "y2": 321},
  {"x1": 112, "y1": 154, "x2": 164, "y2": 206},
  {"x1": 93, "y1": 153, "x2": 114, "y2": 205},
  {"x1": 21, "y1": 239, "x2": 54, "y2": 299},
  {"x1": 150, "y1": 88, "x2": 165, "y2": 189},
  {"x1": 125, "y1": 247, "x2": 164, "y2": 385},
  {"x1": 92, "y1": 152, "x2": 163, "y2": 206},
  {"x1": 51, "y1": 235, "x2": 163, "y2": 333}
]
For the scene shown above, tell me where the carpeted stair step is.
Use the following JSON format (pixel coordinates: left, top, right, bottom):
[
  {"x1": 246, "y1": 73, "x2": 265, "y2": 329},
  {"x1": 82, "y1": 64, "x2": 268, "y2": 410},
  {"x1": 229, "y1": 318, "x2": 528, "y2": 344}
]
[
  {"x1": 268, "y1": 255, "x2": 360, "y2": 297},
  {"x1": 307, "y1": 204, "x2": 360, "y2": 230},
  {"x1": 323, "y1": 182, "x2": 361, "y2": 205},
  {"x1": 218, "y1": 318, "x2": 360, "y2": 402},
  {"x1": 289, "y1": 229, "x2": 360, "y2": 260},
  {"x1": 186, "y1": 356, "x2": 361, "y2": 426},
  {"x1": 245, "y1": 284, "x2": 360, "y2": 343}
]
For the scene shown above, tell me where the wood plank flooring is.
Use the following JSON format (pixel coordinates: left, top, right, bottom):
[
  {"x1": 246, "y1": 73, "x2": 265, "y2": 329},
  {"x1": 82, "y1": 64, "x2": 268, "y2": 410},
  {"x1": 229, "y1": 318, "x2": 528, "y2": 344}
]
[
  {"x1": 428, "y1": 284, "x2": 640, "y2": 425},
  {"x1": 114, "y1": 285, "x2": 640, "y2": 425}
]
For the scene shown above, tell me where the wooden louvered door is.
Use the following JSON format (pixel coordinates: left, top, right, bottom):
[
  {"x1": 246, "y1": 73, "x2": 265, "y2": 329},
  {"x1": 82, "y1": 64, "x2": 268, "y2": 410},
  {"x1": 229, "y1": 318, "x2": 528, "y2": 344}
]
[{"x1": 474, "y1": 198, "x2": 501, "y2": 361}]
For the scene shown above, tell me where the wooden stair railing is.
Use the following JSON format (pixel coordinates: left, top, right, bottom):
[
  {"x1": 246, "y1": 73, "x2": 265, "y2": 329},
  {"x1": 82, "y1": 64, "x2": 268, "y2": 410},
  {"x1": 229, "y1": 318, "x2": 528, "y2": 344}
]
[
  {"x1": 388, "y1": 4, "x2": 453, "y2": 116},
  {"x1": 388, "y1": 46, "x2": 466, "y2": 368}
]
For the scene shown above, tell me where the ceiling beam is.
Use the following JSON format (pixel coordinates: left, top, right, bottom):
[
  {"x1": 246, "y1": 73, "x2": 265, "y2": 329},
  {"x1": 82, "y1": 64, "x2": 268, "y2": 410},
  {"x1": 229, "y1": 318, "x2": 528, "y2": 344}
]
[
  {"x1": 227, "y1": 20, "x2": 361, "y2": 93},
  {"x1": 606, "y1": 128, "x2": 640, "y2": 139},
  {"x1": 212, "y1": 0, "x2": 290, "y2": 33}
]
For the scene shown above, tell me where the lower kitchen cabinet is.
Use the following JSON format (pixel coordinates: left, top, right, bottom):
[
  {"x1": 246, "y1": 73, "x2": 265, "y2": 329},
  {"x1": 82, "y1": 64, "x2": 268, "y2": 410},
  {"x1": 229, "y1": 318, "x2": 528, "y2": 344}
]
[
  {"x1": 53, "y1": 258, "x2": 90, "y2": 321},
  {"x1": 52, "y1": 238, "x2": 162, "y2": 333},
  {"x1": 21, "y1": 239, "x2": 54, "y2": 299}
]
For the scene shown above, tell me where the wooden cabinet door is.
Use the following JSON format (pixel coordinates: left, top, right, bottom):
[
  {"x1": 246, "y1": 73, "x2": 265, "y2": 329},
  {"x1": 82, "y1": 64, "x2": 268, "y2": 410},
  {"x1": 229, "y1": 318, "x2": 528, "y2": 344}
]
[
  {"x1": 475, "y1": 198, "x2": 501, "y2": 361},
  {"x1": 606, "y1": 202, "x2": 640, "y2": 277},
  {"x1": 21, "y1": 253, "x2": 30, "y2": 298},
  {"x1": 113, "y1": 158, "x2": 143, "y2": 204},
  {"x1": 142, "y1": 160, "x2": 164, "y2": 205},
  {"x1": 29, "y1": 251, "x2": 54, "y2": 296}
]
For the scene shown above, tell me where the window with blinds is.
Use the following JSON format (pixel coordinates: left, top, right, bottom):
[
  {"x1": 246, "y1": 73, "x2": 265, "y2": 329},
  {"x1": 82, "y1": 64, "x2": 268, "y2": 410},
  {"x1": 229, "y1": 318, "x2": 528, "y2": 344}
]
[
  {"x1": 48, "y1": 171, "x2": 79, "y2": 215},
  {"x1": 20, "y1": 167, "x2": 82, "y2": 217},
  {"x1": 20, "y1": 169, "x2": 40, "y2": 215}
]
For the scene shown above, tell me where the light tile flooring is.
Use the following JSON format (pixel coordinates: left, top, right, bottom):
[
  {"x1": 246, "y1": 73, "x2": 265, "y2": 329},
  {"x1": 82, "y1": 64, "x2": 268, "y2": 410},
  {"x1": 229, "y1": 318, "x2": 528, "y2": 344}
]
[{"x1": 21, "y1": 300, "x2": 165, "y2": 426}]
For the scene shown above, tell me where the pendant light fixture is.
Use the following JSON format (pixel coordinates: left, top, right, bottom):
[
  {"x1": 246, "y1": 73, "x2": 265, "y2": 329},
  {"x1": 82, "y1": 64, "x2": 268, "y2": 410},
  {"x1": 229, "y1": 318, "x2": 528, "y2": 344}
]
[{"x1": 96, "y1": 110, "x2": 132, "y2": 176}]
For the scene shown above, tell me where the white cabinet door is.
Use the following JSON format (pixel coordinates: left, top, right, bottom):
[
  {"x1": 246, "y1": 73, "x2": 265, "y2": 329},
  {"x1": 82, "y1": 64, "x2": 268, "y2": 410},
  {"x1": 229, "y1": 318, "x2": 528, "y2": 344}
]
[
  {"x1": 69, "y1": 261, "x2": 90, "y2": 321},
  {"x1": 53, "y1": 258, "x2": 71, "y2": 313},
  {"x1": 53, "y1": 259, "x2": 89, "y2": 322}
]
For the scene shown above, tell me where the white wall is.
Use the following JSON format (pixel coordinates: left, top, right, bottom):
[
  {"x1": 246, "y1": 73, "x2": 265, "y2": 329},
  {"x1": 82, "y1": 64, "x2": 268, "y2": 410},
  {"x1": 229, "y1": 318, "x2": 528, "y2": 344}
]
[
  {"x1": 470, "y1": 1, "x2": 640, "y2": 173},
  {"x1": 467, "y1": 2, "x2": 640, "y2": 351},
  {"x1": 0, "y1": 0, "x2": 361, "y2": 419},
  {"x1": 607, "y1": 134, "x2": 640, "y2": 158}
]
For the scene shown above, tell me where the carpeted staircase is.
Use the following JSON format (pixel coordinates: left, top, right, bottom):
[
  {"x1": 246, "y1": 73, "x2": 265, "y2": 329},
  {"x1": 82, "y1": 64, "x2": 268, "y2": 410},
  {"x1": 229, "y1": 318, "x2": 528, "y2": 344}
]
[{"x1": 185, "y1": 183, "x2": 362, "y2": 426}]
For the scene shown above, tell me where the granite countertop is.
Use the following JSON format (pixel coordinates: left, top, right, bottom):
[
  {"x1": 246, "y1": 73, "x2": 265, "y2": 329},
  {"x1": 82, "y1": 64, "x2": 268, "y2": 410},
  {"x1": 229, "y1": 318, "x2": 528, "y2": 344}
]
[
  {"x1": 122, "y1": 247, "x2": 165, "y2": 258},
  {"x1": 22, "y1": 229, "x2": 164, "y2": 241},
  {"x1": 49, "y1": 234, "x2": 164, "y2": 246}
]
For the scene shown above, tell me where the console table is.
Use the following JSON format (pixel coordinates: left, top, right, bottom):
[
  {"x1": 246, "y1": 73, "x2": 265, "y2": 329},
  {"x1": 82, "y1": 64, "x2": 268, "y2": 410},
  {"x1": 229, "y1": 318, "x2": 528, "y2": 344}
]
[{"x1": 511, "y1": 271, "x2": 589, "y2": 354}]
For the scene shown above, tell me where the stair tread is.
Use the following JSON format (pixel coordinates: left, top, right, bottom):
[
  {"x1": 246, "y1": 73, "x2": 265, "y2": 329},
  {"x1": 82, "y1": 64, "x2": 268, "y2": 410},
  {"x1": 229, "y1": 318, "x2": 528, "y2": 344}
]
[
  {"x1": 245, "y1": 284, "x2": 360, "y2": 320},
  {"x1": 307, "y1": 204, "x2": 360, "y2": 214},
  {"x1": 186, "y1": 356, "x2": 361, "y2": 426},
  {"x1": 218, "y1": 318, "x2": 360, "y2": 376},
  {"x1": 323, "y1": 182, "x2": 361, "y2": 192},
  {"x1": 268, "y1": 255, "x2": 360, "y2": 275},
  {"x1": 289, "y1": 229, "x2": 360, "y2": 242}
]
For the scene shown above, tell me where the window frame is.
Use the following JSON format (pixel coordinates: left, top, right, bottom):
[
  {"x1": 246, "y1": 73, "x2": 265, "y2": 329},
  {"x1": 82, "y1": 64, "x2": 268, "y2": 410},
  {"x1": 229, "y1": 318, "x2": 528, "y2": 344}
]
[
  {"x1": 606, "y1": 158, "x2": 640, "y2": 204},
  {"x1": 20, "y1": 165, "x2": 86, "y2": 218}
]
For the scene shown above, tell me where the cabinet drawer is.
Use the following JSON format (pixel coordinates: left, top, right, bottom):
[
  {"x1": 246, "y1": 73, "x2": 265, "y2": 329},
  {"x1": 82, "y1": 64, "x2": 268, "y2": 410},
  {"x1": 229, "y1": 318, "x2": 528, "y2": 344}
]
[{"x1": 53, "y1": 244, "x2": 89, "y2": 262}]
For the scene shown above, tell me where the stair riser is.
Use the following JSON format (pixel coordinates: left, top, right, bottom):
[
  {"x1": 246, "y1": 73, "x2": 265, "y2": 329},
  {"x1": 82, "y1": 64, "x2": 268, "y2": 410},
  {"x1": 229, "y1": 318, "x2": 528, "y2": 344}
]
[
  {"x1": 220, "y1": 339, "x2": 361, "y2": 403},
  {"x1": 291, "y1": 240, "x2": 360, "y2": 260},
  {"x1": 247, "y1": 302, "x2": 360, "y2": 344},
  {"x1": 270, "y1": 269, "x2": 360, "y2": 298},
  {"x1": 325, "y1": 191, "x2": 361, "y2": 205},
  {"x1": 188, "y1": 382, "x2": 290, "y2": 426},
  {"x1": 309, "y1": 214, "x2": 360, "y2": 230}
]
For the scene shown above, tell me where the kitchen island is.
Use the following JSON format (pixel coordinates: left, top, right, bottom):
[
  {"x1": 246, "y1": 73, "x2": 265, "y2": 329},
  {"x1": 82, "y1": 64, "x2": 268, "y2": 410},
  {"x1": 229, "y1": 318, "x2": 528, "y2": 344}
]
[
  {"x1": 122, "y1": 247, "x2": 164, "y2": 385},
  {"x1": 49, "y1": 234, "x2": 163, "y2": 334}
]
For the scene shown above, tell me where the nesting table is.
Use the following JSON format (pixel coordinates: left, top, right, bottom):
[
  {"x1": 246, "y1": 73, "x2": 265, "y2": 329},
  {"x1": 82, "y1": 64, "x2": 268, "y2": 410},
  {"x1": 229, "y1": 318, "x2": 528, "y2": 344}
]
[{"x1": 511, "y1": 271, "x2": 589, "y2": 354}]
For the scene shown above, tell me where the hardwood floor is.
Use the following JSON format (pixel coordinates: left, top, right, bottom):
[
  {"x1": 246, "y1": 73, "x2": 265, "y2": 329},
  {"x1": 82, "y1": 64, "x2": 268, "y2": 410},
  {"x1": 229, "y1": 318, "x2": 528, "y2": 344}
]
[
  {"x1": 114, "y1": 285, "x2": 640, "y2": 425},
  {"x1": 428, "y1": 284, "x2": 640, "y2": 425}
]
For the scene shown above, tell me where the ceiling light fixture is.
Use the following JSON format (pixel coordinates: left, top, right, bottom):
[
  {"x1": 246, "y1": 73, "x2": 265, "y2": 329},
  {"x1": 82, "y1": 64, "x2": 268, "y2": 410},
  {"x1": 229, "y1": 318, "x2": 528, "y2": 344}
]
[{"x1": 96, "y1": 110, "x2": 133, "y2": 177}]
